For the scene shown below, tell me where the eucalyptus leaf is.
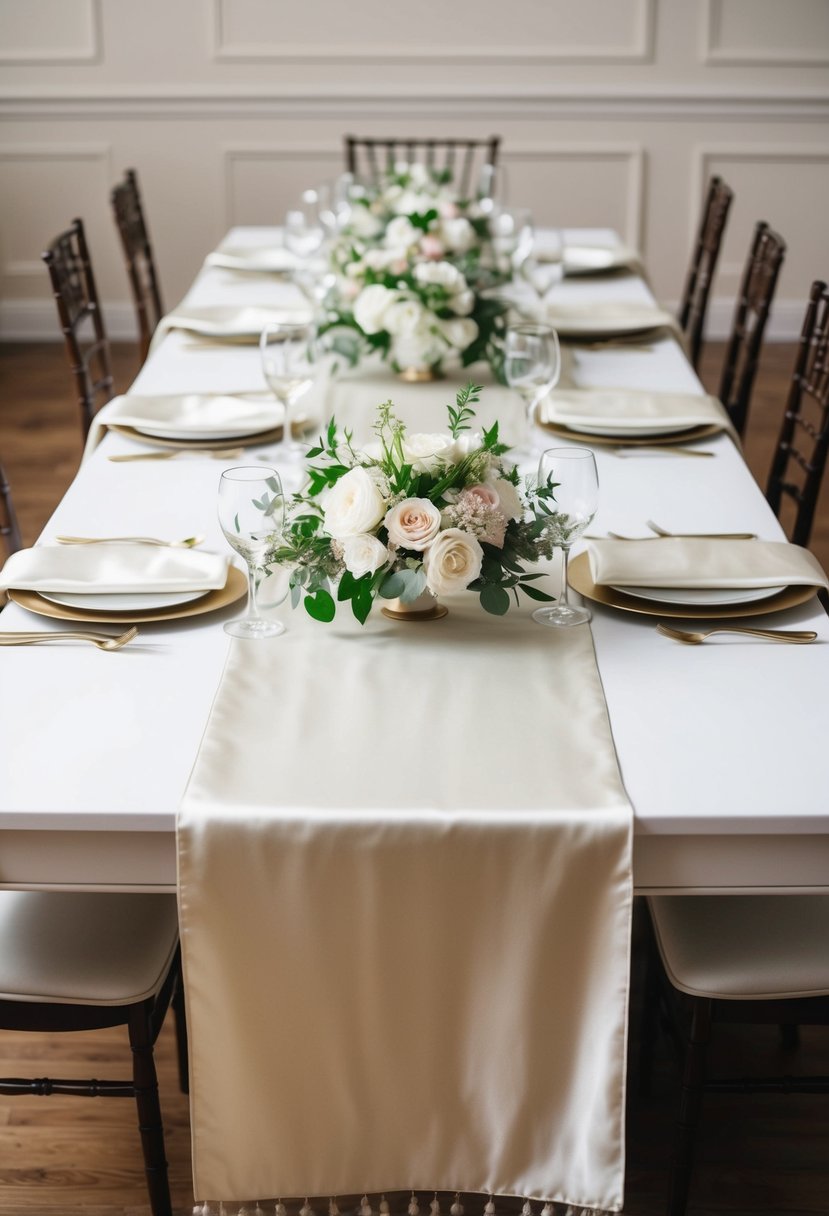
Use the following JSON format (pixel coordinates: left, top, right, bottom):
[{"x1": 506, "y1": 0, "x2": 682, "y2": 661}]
[{"x1": 480, "y1": 584, "x2": 510, "y2": 616}]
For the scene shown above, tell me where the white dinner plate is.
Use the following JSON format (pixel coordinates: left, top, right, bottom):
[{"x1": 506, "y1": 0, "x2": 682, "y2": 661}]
[
  {"x1": 206, "y1": 247, "x2": 298, "y2": 274},
  {"x1": 565, "y1": 420, "x2": 696, "y2": 438},
  {"x1": 134, "y1": 422, "x2": 277, "y2": 441},
  {"x1": 562, "y1": 245, "x2": 638, "y2": 275},
  {"x1": 612, "y1": 583, "x2": 787, "y2": 607},
  {"x1": 39, "y1": 588, "x2": 209, "y2": 612},
  {"x1": 543, "y1": 305, "x2": 675, "y2": 337}
]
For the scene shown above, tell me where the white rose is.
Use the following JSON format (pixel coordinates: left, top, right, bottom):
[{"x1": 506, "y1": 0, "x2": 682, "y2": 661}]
[
  {"x1": 394, "y1": 189, "x2": 434, "y2": 215},
  {"x1": 384, "y1": 215, "x2": 419, "y2": 250},
  {"x1": 424, "y1": 528, "x2": 484, "y2": 596},
  {"x1": 384, "y1": 298, "x2": 426, "y2": 337},
  {"x1": 487, "y1": 473, "x2": 524, "y2": 522},
  {"x1": 440, "y1": 217, "x2": 476, "y2": 253},
  {"x1": 413, "y1": 260, "x2": 464, "y2": 291},
  {"x1": 363, "y1": 248, "x2": 399, "y2": 272},
  {"x1": 353, "y1": 284, "x2": 397, "y2": 335},
  {"x1": 341, "y1": 533, "x2": 390, "y2": 578},
  {"x1": 449, "y1": 289, "x2": 475, "y2": 316},
  {"x1": 348, "y1": 207, "x2": 383, "y2": 239},
  {"x1": 438, "y1": 316, "x2": 478, "y2": 350},
  {"x1": 323, "y1": 467, "x2": 387, "y2": 538},
  {"x1": 385, "y1": 498, "x2": 442, "y2": 551},
  {"x1": 451, "y1": 432, "x2": 484, "y2": 460},
  {"x1": 402, "y1": 432, "x2": 457, "y2": 472}
]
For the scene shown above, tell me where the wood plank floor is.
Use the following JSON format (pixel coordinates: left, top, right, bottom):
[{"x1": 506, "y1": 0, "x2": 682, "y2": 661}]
[{"x1": 0, "y1": 341, "x2": 827, "y2": 1215}]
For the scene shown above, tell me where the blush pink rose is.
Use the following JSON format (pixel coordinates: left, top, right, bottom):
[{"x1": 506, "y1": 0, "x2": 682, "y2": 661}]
[
  {"x1": 419, "y1": 233, "x2": 445, "y2": 260},
  {"x1": 465, "y1": 484, "x2": 500, "y2": 508},
  {"x1": 384, "y1": 497, "x2": 442, "y2": 551}
]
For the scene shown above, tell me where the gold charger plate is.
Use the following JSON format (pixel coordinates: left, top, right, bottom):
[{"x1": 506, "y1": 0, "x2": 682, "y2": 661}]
[
  {"x1": 110, "y1": 423, "x2": 285, "y2": 452},
  {"x1": 568, "y1": 552, "x2": 818, "y2": 620},
  {"x1": 8, "y1": 566, "x2": 247, "y2": 625},
  {"x1": 539, "y1": 422, "x2": 721, "y2": 447}
]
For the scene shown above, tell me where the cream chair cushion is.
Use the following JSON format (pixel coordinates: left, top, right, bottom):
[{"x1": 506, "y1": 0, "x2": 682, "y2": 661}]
[
  {"x1": 648, "y1": 895, "x2": 829, "y2": 1001},
  {"x1": 0, "y1": 891, "x2": 179, "y2": 1006}
]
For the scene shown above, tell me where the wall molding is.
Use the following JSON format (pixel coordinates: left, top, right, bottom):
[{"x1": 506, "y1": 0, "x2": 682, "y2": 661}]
[
  {"x1": 0, "y1": 0, "x2": 101, "y2": 65},
  {"x1": 2, "y1": 87, "x2": 827, "y2": 123},
  {"x1": 222, "y1": 143, "x2": 343, "y2": 228},
  {"x1": 210, "y1": 0, "x2": 655, "y2": 64},
  {"x1": 701, "y1": 0, "x2": 829, "y2": 67}
]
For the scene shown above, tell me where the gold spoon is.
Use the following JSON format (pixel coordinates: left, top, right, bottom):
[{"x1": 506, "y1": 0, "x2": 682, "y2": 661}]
[
  {"x1": 0, "y1": 627, "x2": 139, "y2": 651},
  {"x1": 55, "y1": 535, "x2": 204, "y2": 548},
  {"x1": 656, "y1": 624, "x2": 817, "y2": 646}
]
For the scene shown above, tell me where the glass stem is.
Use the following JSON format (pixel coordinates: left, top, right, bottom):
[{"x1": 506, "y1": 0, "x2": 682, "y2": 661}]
[
  {"x1": 281, "y1": 395, "x2": 293, "y2": 451},
  {"x1": 245, "y1": 563, "x2": 263, "y2": 622},
  {"x1": 559, "y1": 545, "x2": 573, "y2": 611}
]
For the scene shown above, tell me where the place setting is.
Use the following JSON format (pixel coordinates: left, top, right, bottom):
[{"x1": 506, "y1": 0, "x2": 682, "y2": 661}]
[
  {"x1": 0, "y1": 541, "x2": 245, "y2": 625},
  {"x1": 569, "y1": 535, "x2": 829, "y2": 622}
]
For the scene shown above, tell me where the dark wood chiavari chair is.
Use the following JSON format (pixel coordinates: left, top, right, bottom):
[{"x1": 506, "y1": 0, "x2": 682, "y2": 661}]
[
  {"x1": 677, "y1": 176, "x2": 734, "y2": 370},
  {"x1": 0, "y1": 463, "x2": 22, "y2": 555},
  {"x1": 718, "y1": 220, "x2": 786, "y2": 438},
  {"x1": 41, "y1": 218, "x2": 114, "y2": 440},
  {"x1": 766, "y1": 279, "x2": 829, "y2": 549},
  {"x1": 111, "y1": 168, "x2": 165, "y2": 364},
  {"x1": 639, "y1": 896, "x2": 829, "y2": 1216},
  {"x1": 0, "y1": 891, "x2": 188, "y2": 1216},
  {"x1": 344, "y1": 135, "x2": 500, "y2": 197}
]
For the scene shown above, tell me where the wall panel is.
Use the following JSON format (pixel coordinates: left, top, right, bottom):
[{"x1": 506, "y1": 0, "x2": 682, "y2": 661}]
[{"x1": 0, "y1": 0, "x2": 827, "y2": 342}]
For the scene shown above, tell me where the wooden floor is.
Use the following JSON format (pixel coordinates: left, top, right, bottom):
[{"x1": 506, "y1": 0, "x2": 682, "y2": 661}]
[{"x1": 0, "y1": 341, "x2": 827, "y2": 1215}]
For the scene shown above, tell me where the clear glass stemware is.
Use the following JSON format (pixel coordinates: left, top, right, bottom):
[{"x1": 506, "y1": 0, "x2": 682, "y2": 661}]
[
  {"x1": 284, "y1": 189, "x2": 326, "y2": 262},
  {"x1": 218, "y1": 466, "x2": 287, "y2": 639},
  {"x1": 259, "y1": 320, "x2": 318, "y2": 476},
  {"x1": 503, "y1": 322, "x2": 561, "y2": 456},
  {"x1": 534, "y1": 447, "x2": 598, "y2": 627}
]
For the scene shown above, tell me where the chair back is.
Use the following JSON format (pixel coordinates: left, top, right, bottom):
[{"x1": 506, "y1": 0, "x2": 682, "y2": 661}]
[
  {"x1": 0, "y1": 463, "x2": 22, "y2": 555},
  {"x1": 718, "y1": 221, "x2": 786, "y2": 437},
  {"x1": 766, "y1": 280, "x2": 829, "y2": 548},
  {"x1": 678, "y1": 176, "x2": 734, "y2": 369},
  {"x1": 41, "y1": 218, "x2": 114, "y2": 440},
  {"x1": 111, "y1": 168, "x2": 164, "y2": 364},
  {"x1": 344, "y1": 135, "x2": 500, "y2": 197}
]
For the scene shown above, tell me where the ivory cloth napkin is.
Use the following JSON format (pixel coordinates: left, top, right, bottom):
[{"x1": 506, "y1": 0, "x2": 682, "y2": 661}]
[
  {"x1": 0, "y1": 544, "x2": 229, "y2": 594},
  {"x1": 82, "y1": 393, "x2": 284, "y2": 461},
  {"x1": 205, "y1": 247, "x2": 298, "y2": 274},
  {"x1": 587, "y1": 538, "x2": 829, "y2": 590},
  {"x1": 178, "y1": 597, "x2": 633, "y2": 1212},
  {"x1": 542, "y1": 302, "x2": 677, "y2": 337},
  {"x1": 148, "y1": 304, "x2": 312, "y2": 355},
  {"x1": 538, "y1": 388, "x2": 735, "y2": 440}
]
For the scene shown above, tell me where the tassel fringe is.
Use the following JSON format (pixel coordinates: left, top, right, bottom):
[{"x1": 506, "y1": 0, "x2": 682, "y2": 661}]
[{"x1": 194, "y1": 1196, "x2": 608, "y2": 1216}]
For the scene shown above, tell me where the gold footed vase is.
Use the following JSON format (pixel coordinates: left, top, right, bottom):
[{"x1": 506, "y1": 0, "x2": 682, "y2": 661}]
[
  {"x1": 398, "y1": 365, "x2": 443, "y2": 383},
  {"x1": 381, "y1": 590, "x2": 448, "y2": 621}
]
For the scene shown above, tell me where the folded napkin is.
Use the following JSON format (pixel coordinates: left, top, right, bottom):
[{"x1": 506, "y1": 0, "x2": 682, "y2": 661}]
[
  {"x1": 0, "y1": 544, "x2": 229, "y2": 594},
  {"x1": 539, "y1": 388, "x2": 735, "y2": 439},
  {"x1": 543, "y1": 301, "x2": 678, "y2": 337},
  {"x1": 587, "y1": 538, "x2": 829, "y2": 591},
  {"x1": 148, "y1": 305, "x2": 313, "y2": 355},
  {"x1": 83, "y1": 393, "x2": 283, "y2": 460},
  {"x1": 205, "y1": 247, "x2": 298, "y2": 274},
  {"x1": 562, "y1": 244, "x2": 643, "y2": 276}
]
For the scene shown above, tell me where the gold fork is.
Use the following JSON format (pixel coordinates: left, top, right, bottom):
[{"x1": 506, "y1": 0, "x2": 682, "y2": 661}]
[
  {"x1": 647, "y1": 520, "x2": 756, "y2": 540},
  {"x1": 0, "y1": 627, "x2": 139, "y2": 651},
  {"x1": 656, "y1": 624, "x2": 817, "y2": 646},
  {"x1": 55, "y1": 535, "x2": 204, "y2": 548},
  {"x1": 109, "y1": 449, "x2": 244, "y2": 463}
]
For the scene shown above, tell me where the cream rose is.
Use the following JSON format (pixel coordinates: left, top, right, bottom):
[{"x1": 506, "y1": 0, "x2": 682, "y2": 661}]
[
  {"x1": 402, "y1": 431, "x2": 457, "y2": 472},
  {"x1": 487, "y1": 473, "x2": 524, "y2": 522},
  {"x1": 323, "y1": 467, "x2": 386, "y2": 538},
  {"x1": 341, "y1": 533, "x2": 390, "y2": 578},
  {"x1": 385, "y1": 498, "x2": 442, "y2": 551},
  {"x1": 413, "y1": 260, "x2": 465, "y2": 292},
  {"x1": 438, "y1": 316, "x2": 478, "y2": 350},
  {"x1": 353, "y1": 283, "x2": 396, "y2": 335},
  {"x1": 424, "y1": 528, "x2": 484, "y2": 596},
  {"x1": 383, "y1": 298, "x2": 426, "y2": 337},
  {"x1": 440, "y1": 217, "x2": 476, "y2": 253},
  {"x1": 385, "y1": 215, "x2": 419, "y2": 250}
]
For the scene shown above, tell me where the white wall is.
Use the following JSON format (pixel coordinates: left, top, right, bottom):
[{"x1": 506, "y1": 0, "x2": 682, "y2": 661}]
[{"x1": 1, "y1": 0, "x2": 827, "y2": 340}]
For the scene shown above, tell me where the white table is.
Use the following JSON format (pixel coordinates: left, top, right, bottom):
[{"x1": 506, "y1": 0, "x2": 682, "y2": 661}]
[{"x1": 3, "y1": 229, "x2": 828, "y2": 894}]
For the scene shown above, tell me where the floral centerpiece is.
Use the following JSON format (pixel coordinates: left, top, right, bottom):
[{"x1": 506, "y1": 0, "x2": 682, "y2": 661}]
[
  {"x1": 274, "y1": 384, "x2": 558, "y2": 624},
  {"x1": 321, "y1": 163, "x2": 508, "y2": 379}
]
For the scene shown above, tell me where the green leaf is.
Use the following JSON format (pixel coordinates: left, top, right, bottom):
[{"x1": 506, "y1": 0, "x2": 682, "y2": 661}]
[
  {"x1": 520, "y1": 584, "x2": 556, "y2": 603},
  {"x1": 378, "y1": 567, "x2": 426, "y2": 602},
  {"x1": 480, "y1": 584, "x2": 511, "y2": 615},
  {"x1": 337, "y1": 570, "x2": 357, "y2": 602},
  {"x1": 304, "y1": 588, "x2": 336, "y2": 622},
  {"x1": 290, "y1": 582, "x2": 302, "y2": 609}
]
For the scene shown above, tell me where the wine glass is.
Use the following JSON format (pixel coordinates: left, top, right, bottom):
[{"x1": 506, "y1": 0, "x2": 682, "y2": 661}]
[
  {"x1": 259, "y1": 320, "x2": 318, "y2": 475},
  {"x1": 218, "y1": 466, "x2": 287, "y2": 639},
  {"x1": 503, "y1": 322, "x2": 561, "y2": 455},
  {"x1": 476, "y1": 161, "x2": 508, "y2": 217},
  {"x1": 533, "y1": 447, "x2": 598, "y2": 628},
  {"x1": 491, "y1": 207, "x2": 534, "y2": 274},
  {"x1": 284, "y1": 189, "x2": 326, "y2": 261}
]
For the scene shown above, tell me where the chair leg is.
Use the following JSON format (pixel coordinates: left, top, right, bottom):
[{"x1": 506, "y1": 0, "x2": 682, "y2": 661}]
[
  {"x1": 638, "y1": 923, "x2": 662, "y2": 1099},
  {"x1": 667, "y1": 996, "x2": 712, "y2": 1216},
  {"x1": 779, "y1": 1022, "x2": 801, "y2": 1051},
  {"x1": 172, "y1": 974, "x2": 190, "y2": 1095},
  {"x1": 128, "y1": 1002, "x2": 173, "y2": 1216}
]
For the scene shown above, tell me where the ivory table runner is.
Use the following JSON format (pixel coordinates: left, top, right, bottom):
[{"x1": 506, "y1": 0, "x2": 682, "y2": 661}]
[{"x1": 178, "y1": 597, "x2": 633, "y2": 1213}]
